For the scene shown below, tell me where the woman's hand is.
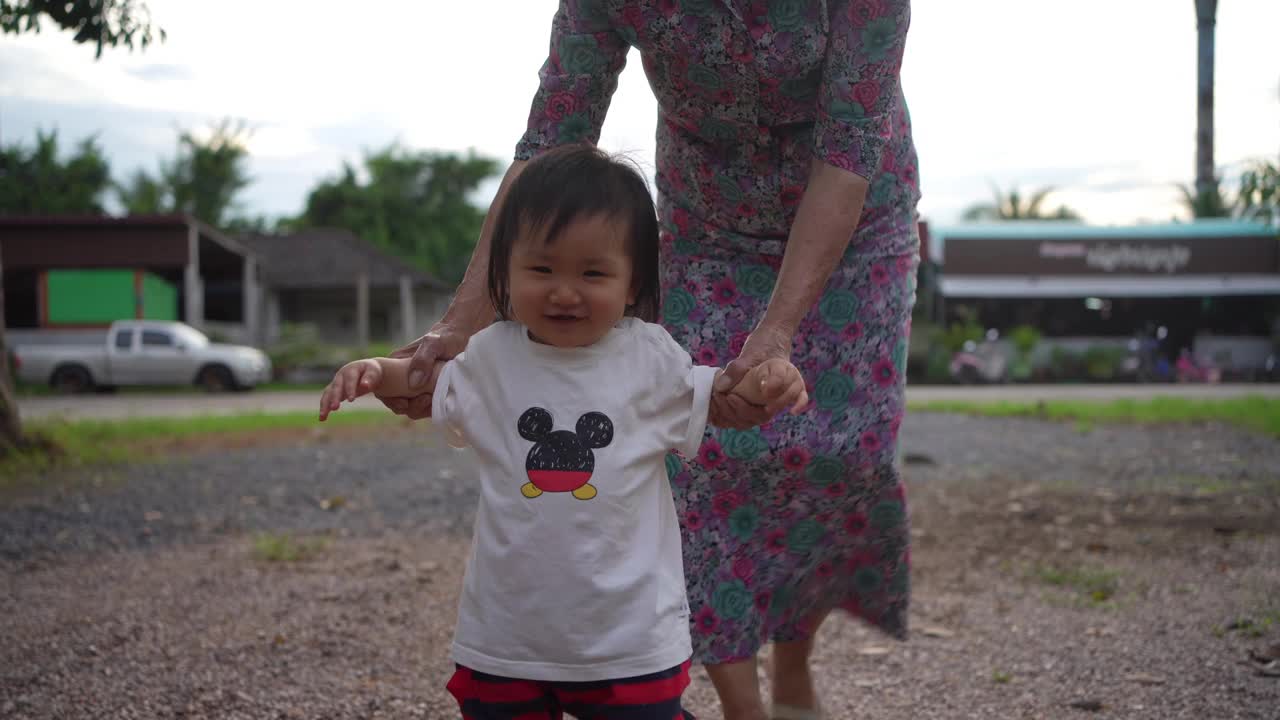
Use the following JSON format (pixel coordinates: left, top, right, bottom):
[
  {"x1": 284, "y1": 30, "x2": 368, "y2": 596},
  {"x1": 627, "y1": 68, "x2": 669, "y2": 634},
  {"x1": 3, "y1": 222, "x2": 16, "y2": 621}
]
[
  {"x1": 377, "y1": 320, "x2": 468, "y2": 420},
  {"x1": 708, "y1": 323, "x2": 798, "y2": 429}
]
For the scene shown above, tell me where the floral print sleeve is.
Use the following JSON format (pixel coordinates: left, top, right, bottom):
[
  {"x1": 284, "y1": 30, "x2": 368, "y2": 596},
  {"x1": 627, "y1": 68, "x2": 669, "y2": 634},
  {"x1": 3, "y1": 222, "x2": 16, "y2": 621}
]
[
  {"x1": 515, "y1": 0, "x2": 631, "y2": 160},
  {"x1": 813, "y1": 0, "x2": 912, "y2": 180}
]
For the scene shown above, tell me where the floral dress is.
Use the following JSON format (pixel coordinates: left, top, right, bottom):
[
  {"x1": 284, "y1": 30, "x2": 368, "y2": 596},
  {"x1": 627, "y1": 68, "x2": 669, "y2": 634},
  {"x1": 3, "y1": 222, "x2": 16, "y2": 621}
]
[{"x1": 516, "y1": 0, "x2": 920, "y2": 664}]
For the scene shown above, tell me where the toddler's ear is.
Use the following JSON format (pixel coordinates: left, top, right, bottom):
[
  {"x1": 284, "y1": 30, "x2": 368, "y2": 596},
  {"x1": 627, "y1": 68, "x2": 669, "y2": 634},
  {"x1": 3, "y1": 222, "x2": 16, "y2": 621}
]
[{"x1": 518, "y1": 407, "x2": 553, "y2": 441}]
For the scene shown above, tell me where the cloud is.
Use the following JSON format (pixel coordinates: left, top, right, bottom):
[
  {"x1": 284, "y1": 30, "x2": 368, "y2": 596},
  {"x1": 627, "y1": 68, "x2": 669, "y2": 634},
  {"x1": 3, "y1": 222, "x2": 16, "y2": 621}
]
[{"x1": 124, "y1": 63, "x2": 191, "y2": 82}]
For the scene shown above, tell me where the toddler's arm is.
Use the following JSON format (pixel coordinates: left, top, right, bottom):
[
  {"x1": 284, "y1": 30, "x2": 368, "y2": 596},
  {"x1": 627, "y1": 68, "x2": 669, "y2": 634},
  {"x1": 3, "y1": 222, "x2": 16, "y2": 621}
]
[
  {"x1": 319, "y1": 357, "x2": 416, "y2": 421},
  {"x1": 726, "y1": 358, "x2": 809, "y2": 417}
]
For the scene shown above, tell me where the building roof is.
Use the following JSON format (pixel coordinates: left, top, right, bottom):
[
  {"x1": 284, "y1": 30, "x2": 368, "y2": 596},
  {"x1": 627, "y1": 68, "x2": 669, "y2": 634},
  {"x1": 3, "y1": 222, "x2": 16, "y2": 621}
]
[
  {"x1": 0, "y1": 213, "x2": 252, "y2": 273},
  {"x1": 238, "y1": 228, "x2": 449, "y2": 291}
]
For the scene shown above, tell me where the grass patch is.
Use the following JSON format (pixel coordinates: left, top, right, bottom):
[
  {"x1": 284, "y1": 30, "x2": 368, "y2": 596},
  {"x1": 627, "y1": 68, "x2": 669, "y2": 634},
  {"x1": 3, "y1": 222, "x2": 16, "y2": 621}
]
[
  {"x1": 909, "y1": 396, "x2": 1280, "y2": 437},
  {"x1": 991, "y1": 670, "x2": 1012, "y2": 684},
  {"x1": 1164, "y1": 475, "x2": 1240, "y2": 496},
  {"x1": 1220, "y1": 606, "x2": 1280, "y2": 639},
  {"x1": 1032, "y1": 564, "x2": 1121, "y2": 606},
  {"x1": 251, "y1": 532, "x2": 329, "y2": 562},
  {"x1": 0, "y1": 410, "x2": 397, "y2": 482}
]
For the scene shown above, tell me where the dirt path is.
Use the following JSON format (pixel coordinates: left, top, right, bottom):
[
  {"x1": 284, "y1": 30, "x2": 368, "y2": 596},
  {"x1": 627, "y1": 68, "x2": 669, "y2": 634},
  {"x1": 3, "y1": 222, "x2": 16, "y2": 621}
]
[{"x1": 2, "y1": 415, "x2": 1278, "y2": 718}]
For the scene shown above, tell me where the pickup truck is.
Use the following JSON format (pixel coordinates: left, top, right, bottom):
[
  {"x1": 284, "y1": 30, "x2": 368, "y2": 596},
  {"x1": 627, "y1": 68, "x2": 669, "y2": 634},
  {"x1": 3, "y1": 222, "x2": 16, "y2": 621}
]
[{"x1": 12, "y1": 320, "x2": 272, "y2": 393}]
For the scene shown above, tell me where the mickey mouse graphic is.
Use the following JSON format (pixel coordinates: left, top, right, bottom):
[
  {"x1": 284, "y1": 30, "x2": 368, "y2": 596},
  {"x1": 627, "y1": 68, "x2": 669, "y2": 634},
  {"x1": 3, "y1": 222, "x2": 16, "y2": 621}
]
[{"x1": 517, "y1": 407, "x2": 613, "y2": 501}]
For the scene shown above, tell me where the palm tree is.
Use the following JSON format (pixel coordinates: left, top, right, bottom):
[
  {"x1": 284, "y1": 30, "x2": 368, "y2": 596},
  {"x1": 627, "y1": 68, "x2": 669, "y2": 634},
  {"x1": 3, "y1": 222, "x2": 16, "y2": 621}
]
[
  {"x1": 1177, "y1": 181, "x2": 1231, "y2": 218},
  {"x1": 961, "y1": 185, "x2": 1082, "y2": 222},
  {"x1": 1194, "y1": 0, "x2": 1218, "y2": 200}
]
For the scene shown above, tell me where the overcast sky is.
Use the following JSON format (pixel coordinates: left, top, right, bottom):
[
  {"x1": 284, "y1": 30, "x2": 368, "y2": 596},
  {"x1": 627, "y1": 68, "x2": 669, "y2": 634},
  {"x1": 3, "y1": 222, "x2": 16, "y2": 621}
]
[{"x1": 2, "y1": 0, "x2": 1277, "y2": 226}]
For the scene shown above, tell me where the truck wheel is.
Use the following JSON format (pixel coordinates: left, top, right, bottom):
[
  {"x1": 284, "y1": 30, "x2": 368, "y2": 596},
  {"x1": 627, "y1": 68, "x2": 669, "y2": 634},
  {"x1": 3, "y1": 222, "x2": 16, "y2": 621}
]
[
  {"x1": 50, "y1": 365, "x2": 95, "y2": 394},
  {"x1": 196, "y1": 365, "x2": 237, "y2": 393}
]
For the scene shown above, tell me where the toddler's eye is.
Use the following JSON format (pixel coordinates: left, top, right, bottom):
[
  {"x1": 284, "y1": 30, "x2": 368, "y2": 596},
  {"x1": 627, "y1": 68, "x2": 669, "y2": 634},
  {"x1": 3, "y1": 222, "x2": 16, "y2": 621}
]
[
  {"x1": 531, "y1": 266, "x2": 552, "y2": 274},
  {"x1": 584, "y1": 270, "x2": 608, "y2": 278}
]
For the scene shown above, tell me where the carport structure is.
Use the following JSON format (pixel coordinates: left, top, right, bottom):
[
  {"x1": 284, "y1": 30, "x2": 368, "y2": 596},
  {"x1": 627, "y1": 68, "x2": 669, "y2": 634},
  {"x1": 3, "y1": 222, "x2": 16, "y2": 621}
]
[{"x1": 0, "y1": 214, "x2": 261, "y2": 342}]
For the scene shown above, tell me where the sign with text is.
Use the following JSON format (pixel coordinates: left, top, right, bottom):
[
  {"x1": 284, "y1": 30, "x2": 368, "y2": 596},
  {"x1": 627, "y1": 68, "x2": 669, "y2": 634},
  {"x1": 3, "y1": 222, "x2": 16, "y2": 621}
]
[{"x1": 944, "y1": 235, "x2": 1279, "y2": 276}]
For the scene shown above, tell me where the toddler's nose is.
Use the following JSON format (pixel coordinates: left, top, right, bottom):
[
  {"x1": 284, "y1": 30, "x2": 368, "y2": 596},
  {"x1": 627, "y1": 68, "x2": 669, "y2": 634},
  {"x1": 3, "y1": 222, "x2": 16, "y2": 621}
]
[{"x1": 549, "y1": 282, "x2": 581, "y2": 306}]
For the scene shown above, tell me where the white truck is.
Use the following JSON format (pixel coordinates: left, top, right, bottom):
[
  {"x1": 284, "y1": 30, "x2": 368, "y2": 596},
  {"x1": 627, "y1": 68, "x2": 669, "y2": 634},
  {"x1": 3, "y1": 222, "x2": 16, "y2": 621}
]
[{"x1": 12, "y1": 320, "x2": 272, "y2": 393}]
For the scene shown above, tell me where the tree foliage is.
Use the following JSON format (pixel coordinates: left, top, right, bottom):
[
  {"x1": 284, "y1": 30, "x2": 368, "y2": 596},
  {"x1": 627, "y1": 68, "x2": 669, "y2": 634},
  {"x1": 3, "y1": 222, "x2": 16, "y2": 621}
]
[
  {"x1": 293, "y1": 145, "x2": 499, "y2": 283},
  {"x1": 0, "y1": 129, "x2": 111, "y2": 215},
  {"x1": 1, "y1": 0, "x2": 163, "y2": 57},
  {"x1": 1237, "y1": 159, "x2": 1279, "y2": 226},
  {"x1": 116, "y1": 119, "x2": 253, "y2": 228},
  {"x1": 961, "y1": 185, "x2": 1082, "y2": 222}
]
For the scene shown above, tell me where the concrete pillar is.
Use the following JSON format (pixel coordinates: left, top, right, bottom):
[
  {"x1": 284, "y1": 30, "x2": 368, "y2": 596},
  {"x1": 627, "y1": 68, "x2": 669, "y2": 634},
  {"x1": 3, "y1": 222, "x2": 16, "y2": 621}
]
[
  {"x1": 184, "y1": 224, "x2": 203, "y2": 328},
  {"x1": 242, "y1": 256, "x2": 260, "y2": 346},
  {"x1": 399, "y1": 274, "x2": 416, "y2": 344},
  {"x1": 356, "y1": 272, "x2": 370, "y2": 349}
]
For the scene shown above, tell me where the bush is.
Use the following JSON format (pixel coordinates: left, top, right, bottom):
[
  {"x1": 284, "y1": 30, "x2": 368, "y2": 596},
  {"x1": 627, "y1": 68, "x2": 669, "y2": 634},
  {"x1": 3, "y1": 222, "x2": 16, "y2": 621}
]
[
  {"x1": 204, "y1": 329, "x2": 234, "y2": 344},
  {"x1": 1083, "y1": 347, "x2": 1127, "y2": 381},
  {"x1": 924, "y1": 346, "x2": 952, "y2": 383},
  {"x1": 267, "y1": 324, "x2": 326, "y2": 378},
  {"x1": 943, "y1": 319, "x2": 984, "y2": 353},
  {"x1": 1049, "y1": 347, "x2": 1084, "y2": 381},
  {"x1": 365, "y1": 341, "x2": 396, "y2": 358},
  {"x1": 1009, "y1": 325, "x2": 1042, "y2": 357}
]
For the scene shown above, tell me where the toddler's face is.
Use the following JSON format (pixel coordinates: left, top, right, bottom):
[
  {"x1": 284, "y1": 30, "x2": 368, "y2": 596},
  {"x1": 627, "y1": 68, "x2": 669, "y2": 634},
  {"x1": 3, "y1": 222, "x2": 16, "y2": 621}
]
[{"x1": 508, "y1": 213, "x2": 636, "y2": 347}]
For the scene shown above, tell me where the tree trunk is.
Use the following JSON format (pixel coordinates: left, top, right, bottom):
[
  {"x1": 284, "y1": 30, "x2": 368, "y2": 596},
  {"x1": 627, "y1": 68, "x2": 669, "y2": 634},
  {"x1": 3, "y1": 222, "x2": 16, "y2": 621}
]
[
  {"x1": 0, "y1": 242, "x2": 24, "y2": 448},
  {"x1": 1195, "y1": 0, "x2": 1218, "y2": 197}
]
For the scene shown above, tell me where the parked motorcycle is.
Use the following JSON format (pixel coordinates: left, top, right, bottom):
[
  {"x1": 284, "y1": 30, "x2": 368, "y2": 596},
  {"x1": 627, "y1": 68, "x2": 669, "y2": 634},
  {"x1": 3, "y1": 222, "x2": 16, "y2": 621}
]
[
  {"x1": 1130, "y1": 328, "x2": 1174, "y2": 383},
  {"x1": 950, "y1": 337, "x2": 1007, "y2": 384},
  {"x1": 1175, "y1": 349, "x2": 1221, "y2": 384}
]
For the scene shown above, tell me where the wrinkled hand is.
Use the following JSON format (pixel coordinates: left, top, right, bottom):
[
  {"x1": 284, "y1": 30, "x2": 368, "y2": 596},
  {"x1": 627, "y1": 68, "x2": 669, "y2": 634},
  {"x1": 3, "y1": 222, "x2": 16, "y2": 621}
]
[
  {"x1": 319, "y1": 359, "x2": 383, "y2": 422},
  {"x1": 708, "y1": 324, "x2": 801, "y2": 429},
  {"x1": 736, "y1": 358, "x2": 809, "y2": 416},
  {"x1": 378, "y1": 321, "x2": 467, "y2": 420}
]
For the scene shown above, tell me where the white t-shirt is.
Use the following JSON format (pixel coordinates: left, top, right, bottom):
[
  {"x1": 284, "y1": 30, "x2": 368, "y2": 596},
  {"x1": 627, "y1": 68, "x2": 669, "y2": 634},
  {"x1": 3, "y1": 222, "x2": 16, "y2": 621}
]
[{"x1": 431, "y1": 317, "x2": 718, "y2": 681}]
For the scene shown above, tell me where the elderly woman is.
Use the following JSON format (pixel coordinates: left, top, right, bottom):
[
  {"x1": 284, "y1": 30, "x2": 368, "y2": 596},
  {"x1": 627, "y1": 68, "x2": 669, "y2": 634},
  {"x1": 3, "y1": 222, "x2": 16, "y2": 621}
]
[{"x1": 385, "y1": 2, "x2": 919, "y2": 718}]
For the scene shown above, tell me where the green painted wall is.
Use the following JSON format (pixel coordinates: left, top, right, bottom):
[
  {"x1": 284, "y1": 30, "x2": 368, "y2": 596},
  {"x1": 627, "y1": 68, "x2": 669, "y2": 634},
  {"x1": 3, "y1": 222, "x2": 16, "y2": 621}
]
[
  {"x1": 141, "y1": 273, "x2": 178, "y2": 320},
  {"x1": 46, "y1": 270, "x2": 135, "y2": 325},
  {"x1": 44, "y1": 270, "x2": 178, "y2": 325}
]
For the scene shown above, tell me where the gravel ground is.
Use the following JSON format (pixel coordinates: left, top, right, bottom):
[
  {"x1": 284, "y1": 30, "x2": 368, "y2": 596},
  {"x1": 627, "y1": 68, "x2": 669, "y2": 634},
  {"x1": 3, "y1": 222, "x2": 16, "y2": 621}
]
[{"x1": 2, "y1": 413, "x2": 1279, "y2": 718}]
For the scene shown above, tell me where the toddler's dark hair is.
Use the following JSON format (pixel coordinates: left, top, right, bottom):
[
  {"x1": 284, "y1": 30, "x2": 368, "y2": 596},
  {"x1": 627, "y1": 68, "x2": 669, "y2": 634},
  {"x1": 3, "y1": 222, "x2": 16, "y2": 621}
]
[{"x1": 487, "y1": 144, "x2": 661, "y2": 323}]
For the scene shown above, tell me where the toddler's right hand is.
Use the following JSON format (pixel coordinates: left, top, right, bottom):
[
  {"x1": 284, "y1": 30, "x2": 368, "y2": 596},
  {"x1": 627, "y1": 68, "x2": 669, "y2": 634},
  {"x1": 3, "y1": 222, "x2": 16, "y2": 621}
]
[
  {"x1": 730, "y1": 358, "x2": 809, "y2": 417},
  {"x1": 319, "y1": 359, "x2": 383, "y2": 421}
]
